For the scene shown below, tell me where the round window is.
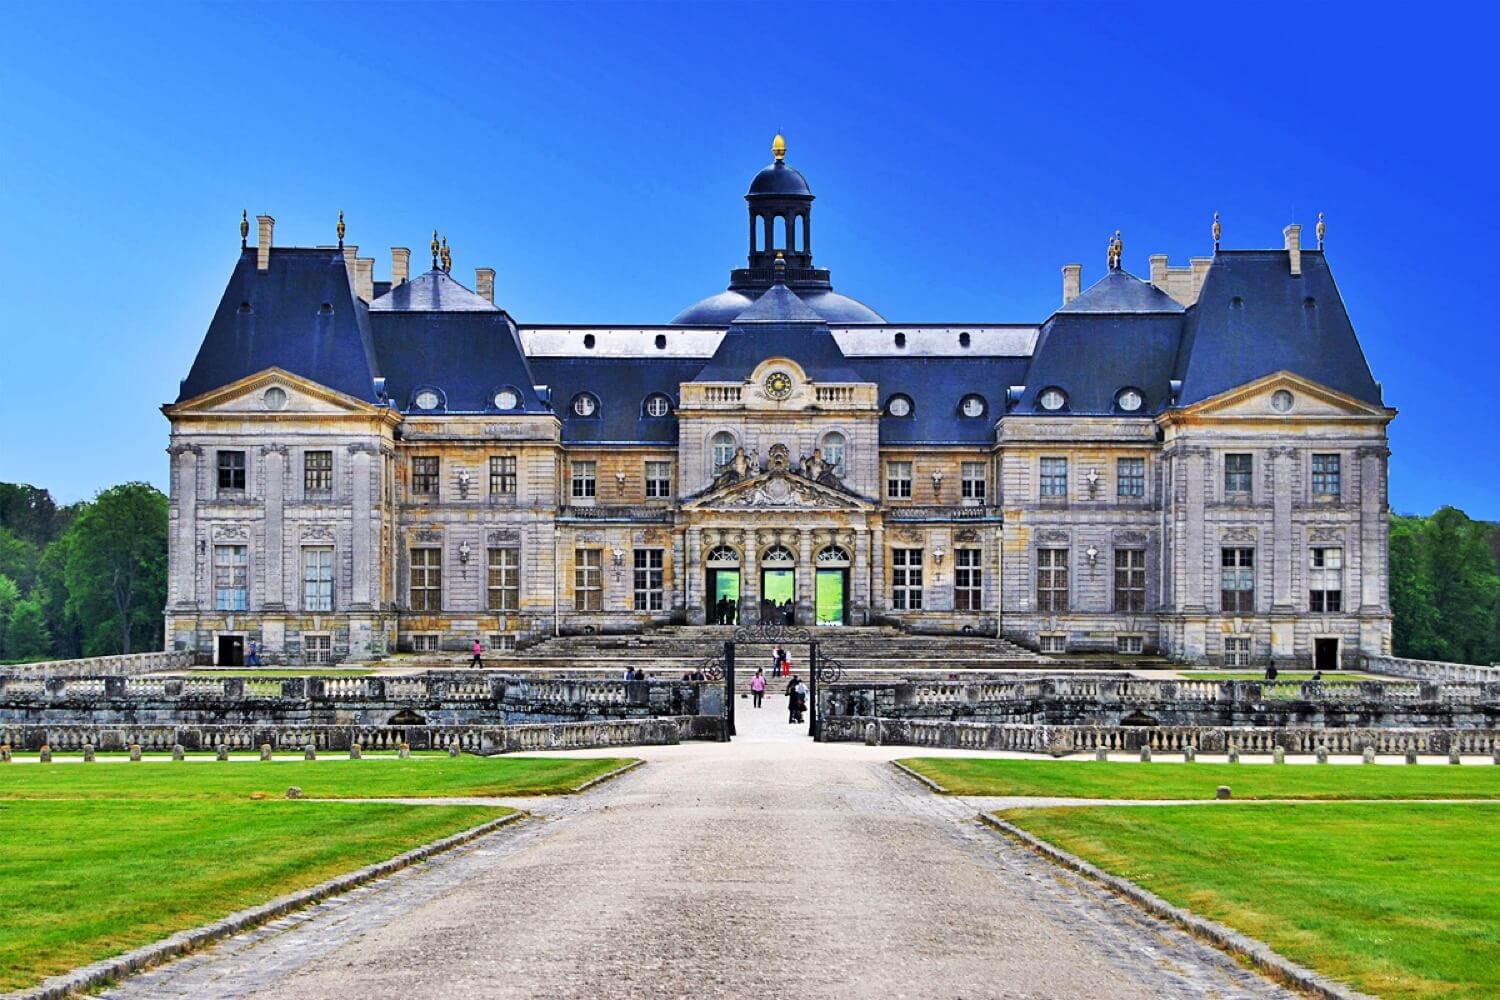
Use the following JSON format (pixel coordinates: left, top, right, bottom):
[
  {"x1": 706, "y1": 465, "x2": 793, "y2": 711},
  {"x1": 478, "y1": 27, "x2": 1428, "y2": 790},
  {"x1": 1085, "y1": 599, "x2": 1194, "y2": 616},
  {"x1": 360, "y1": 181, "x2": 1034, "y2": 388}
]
[
  {"x1": 1117, "y1": 389, "x2": 1143, "y2": 412},
  {"x1": 1271, "y1": 389, "x2": 1295, "y2": 413},
  {"x1": 887, "y1": 395, "x2": 912, "y2": 417},
  {"x1": 645, "y1": 394, "x2": 671, "y2": 417},
  {"x1": 262, "y1": 387, "x2": 287, "y2": 411},
  {"x1": 572, "y1": 394, "x2": 597, "y2": 417},
  {"x1": 961, "y1": 394, "x2": 985, "y2": 417},
  {"x1": 494, "y1": 389, "x2": 519, "y2": 410},
  {"x1": 1039, "y1": 388, "x2": 1066, "y2": 411},
  {"x1": 414, "y1": 390, "x2": 440, "y2": 411}
]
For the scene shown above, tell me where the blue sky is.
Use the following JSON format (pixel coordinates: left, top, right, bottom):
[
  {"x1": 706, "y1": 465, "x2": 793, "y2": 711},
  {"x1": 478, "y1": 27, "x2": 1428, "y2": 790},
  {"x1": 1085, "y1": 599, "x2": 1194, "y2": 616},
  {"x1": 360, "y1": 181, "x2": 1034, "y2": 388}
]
[{"x1": 1, "y1": 2, "x2": 1495, "y2": 516}]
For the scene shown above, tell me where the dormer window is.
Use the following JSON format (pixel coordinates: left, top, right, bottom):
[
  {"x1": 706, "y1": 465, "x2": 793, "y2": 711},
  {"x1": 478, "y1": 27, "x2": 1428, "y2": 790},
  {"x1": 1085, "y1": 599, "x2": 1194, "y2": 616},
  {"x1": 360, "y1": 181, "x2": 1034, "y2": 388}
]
[
  {"x1": 571, "y1": 393, "x2": 599, "y2": 417},
  {"x1": 886, "y1": 394, "x2": 913, "y2": 417},
  {"x1": 1116, "y1": 388, "x2": 1143, "y2": 412},
  {"x1": 960, "y1": 394, "x2": 986, "y2": 418},
  {"x1": 644, "y1": 393, "x2": 672, "y2": 417},
  {"x1": 1038, "y1": 388, "x2": 1067, "y2": 411},
  {"x1": 414, "y1": 389, "x2": 441, "y2": 411},
  {"x1": 493, "y1": 388, "x2": 520, "y2": 410}
]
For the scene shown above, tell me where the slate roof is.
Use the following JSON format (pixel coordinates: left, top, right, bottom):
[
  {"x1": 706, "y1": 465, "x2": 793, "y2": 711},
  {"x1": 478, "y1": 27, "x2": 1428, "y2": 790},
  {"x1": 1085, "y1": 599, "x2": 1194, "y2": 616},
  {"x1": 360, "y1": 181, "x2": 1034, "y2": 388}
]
[
  {"x1": 1017, "y1": 312, "x2": 1183, "y2": 415},
  {"x1": 368, "y1": 269, "x2": 498, "y2": 312},
  {"x1": 1058, "y1": 269, "x2": 1185, "y2": 314},
  {"x1": 693, "y1": 284, "x2": 864, "y2": 383},
  {"x1": 852, "y1": 356, "x2": 1029, "y2": 443},
  {"x1": 670, "y1": 286, "x2": 885, "y2": 324},
  {"x1": 748, "y1": 160, "x2": 813, "y2": 197},
  {"x1": 178, "y1": 248, "x2": 381, "y2": 403},
  {"x1": 369, "y1": 310, "x2": 545, "y2": 413},
  {"x1": 528, "y1": 356, "x2": 707, "y2": 443}
]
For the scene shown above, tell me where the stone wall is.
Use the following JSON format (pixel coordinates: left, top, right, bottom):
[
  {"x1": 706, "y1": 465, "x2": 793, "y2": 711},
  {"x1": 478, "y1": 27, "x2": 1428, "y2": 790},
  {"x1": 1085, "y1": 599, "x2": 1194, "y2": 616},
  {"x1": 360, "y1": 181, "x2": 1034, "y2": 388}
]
[
  {"x1": 0, "y1": 651, "x2": 193, "y2": 680},
  {"x1": 1365, "y1": 654, "x2": 1500, "y2": 683}
]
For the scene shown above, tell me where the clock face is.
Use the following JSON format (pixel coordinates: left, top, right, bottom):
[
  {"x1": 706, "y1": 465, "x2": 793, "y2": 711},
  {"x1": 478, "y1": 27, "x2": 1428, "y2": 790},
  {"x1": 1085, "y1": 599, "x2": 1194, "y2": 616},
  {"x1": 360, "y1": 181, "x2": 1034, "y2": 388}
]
[{"x1": 764, "y1": 371, "x2": 794, "y2": 400}]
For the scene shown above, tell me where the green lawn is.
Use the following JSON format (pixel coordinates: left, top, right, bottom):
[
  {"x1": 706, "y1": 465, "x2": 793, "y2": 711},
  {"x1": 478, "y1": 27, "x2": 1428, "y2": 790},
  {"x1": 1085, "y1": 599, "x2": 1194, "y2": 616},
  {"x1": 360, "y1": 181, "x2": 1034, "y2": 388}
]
[
  {"x1": 0, "y1": 755, "x2": 632, "y2": 992},
  {"x1": 998, "y1": 803, "x2": 1500, "y2": 1000},
  {"x1": 899, "y1": 757, "x2": 1500, "y2": 799}
]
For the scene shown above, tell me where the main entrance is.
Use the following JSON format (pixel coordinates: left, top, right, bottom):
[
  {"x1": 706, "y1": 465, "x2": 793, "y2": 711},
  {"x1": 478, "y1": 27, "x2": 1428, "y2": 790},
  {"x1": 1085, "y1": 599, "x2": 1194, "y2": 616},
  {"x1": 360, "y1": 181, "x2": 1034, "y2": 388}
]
[
  {"x1": 761, "y1": 568, "x2": 795, "y2": 624},
  {"x1": 706, "y1": 625, "x2": 846, "y2": 741},
  {"x1": 707, "y1": 569, "x2": 740, "y2": 624},
  {"x1": 816, "y1": 569, "x2": 847, "y2": 625}
]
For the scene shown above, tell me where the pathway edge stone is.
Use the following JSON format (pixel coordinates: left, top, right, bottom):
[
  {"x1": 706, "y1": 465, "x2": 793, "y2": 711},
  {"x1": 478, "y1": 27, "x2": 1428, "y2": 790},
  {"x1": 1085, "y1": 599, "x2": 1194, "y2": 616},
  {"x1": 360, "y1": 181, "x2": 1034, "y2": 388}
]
[
  {"x1": 4, "y1": 812, "x2": 527, "y2": 1000},
  {"x1": 978, "y1": 813, "x2": 1376, "y2": 1000},
  {"x1": 568, "y1": 757, "x2": 645, "y2": 792},
  {"x1": 889, "y1": 759, "x2": 949, "y2": 793}
]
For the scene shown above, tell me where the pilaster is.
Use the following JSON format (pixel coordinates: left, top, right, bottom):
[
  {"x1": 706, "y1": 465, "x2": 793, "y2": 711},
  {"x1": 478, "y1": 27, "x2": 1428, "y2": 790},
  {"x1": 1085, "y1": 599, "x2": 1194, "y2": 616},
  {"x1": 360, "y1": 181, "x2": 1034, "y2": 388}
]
[{"x1": 261, "y1": 445, "x2": 286, "y2": 610}]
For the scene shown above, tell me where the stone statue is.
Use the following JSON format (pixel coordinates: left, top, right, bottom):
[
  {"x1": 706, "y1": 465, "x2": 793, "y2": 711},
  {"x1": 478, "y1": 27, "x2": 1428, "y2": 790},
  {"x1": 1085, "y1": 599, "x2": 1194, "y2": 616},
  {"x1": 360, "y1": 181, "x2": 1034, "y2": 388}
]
[
  {"x1": 730, "y1": 447, "x2": 752, "y2": 479},
  {"x1": 803, "y1": 448, "x2": 828, "y2": 483}
]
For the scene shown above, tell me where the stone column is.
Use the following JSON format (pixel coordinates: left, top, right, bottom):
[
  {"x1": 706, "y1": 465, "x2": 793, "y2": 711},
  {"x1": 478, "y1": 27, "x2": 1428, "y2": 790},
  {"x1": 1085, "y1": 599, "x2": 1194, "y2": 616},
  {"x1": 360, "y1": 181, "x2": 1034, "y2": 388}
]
[
  {"x1": 1181, "y1": 448, "x2": 1207, "y2": 612},
  {"x1": 172, "y1": 445, "x2": 200, "y2": 608},
  {"x1": 993, "y1": 524, "x2": 1005, "y2": 637},
  {"x1": 351, "y1": 446, "x2": 374, "y2": 610},
  {"x1": 1271, "y1": 447, "x2": 1296, "y2": 611},
  {"x1": 739, "y1": 529, "x2": 758, "y2": 624},
  {"x1": 870, "y1": 524, "x2": 886, "y2": 616},
  {"x1": 672, "y1": 528, "x2": 686, "y2": 621},
  {"x1": 851, "y1": 528, "x2": 870, "y2": 624},
  {"x1": 1358, "y1": 446, "x2": 1387, "y2": 612},
  {"x1": 796, "y1": 528, "x2": 814, "y2": 625},
  {"x1": 262, "y1": 446, "x2": 286, "y2": 610},
  {"x1": 686, "y1": 526, "x2": 703, "y2": 624}
]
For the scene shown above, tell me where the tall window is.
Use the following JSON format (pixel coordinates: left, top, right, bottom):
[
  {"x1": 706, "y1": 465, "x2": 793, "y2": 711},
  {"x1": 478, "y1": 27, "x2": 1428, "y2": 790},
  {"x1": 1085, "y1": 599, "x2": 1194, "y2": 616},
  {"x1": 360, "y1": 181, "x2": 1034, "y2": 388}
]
[
  {"x1": 409, "y1": 547, "x2": 441, "y2": 611},
  {"x1": 633, "y1": 549, "x2": 664, "y2": 611},
  {"x1": 213, "y1": 544, "x2": 248, "y2": 611},
  {"x1": 820, "y1": 432, "x2": 846, "y2": 477},
  {"x1": 571, "y1": 461, "x2": 596, "y2": 499},
  {"x1": 487, "y1": 547, "x2": 519, "y2": 611},
  {"x1": 304, "y1": 451, "x2": 333, "y2": 495},
  {"x1": 1309, "y1": 547, "x2": 1343, "y2": 612},
  {"x1": 1036, "y1": 548, "x2": 1068, "y2": 612},
  {"x1": 961, "y1": 462, "x2": 987, "y2": 501},
  {"x1": 644, "y1": 461, "x2": 672, "y2": 499},
  {"x1": 302, "y1": 547, "x2": 333, "y2": 612},
  {"x1": 711, "y1": 432, "x2": 737, "y2": 472},
  {"x1": 574, "y1": 548, "x2": 602, "y2": 610},
  {"x1": 411, "y1": 456, "x2": 439, "y2": 497},
  {"x1": 886, "y1": 461, "x2": 912, "y2": 499},
  {"x1": 891, "y1": 548, "x2": 923, "y2": 609},
  {"x1": 1116, "y1": 457, "x2": 1145, "y2": 500},
  {"x1": 489, "y1": 456, "x2": 517, "y2": 497},
  {"x1": 1113, "y1": 549, "x2": 1146, "y2": 612},
  {"x1": 304, "y1": 634, "x2": 332, "y2": 665},
  {"x1": 1225, "y1": 453, "x2": 1253, "y2": 494},
  {"x1": 1224, "y1": 636, "x2": 1251, "y2": 667},
  {"x1": 1039, "y1": 457, "x2": 1068, "y2": 499},
  {"x1": 954, "y1": 548, "x2": 982, "y2": 611},
  {"x1": 217, "y1": 451, "x2": 246, "y2": 492},
  {"x1": 1220, "y1": 547, "x2": 1255, "y2": 612},
  {"x1": 1312, "y1": 454, "x2": 1342, "y2": 499}
]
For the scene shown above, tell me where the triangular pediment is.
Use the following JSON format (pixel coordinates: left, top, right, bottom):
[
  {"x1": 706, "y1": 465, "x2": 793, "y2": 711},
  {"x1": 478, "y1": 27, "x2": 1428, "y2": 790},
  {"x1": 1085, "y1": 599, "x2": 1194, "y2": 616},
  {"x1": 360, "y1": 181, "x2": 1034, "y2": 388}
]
[
  {"x1": 163, "y1": 367, "x2": 389, "y2": 418},
  {"x1": 684, "y1": 470, "x2": 876, "y2": 512},
  {"x1": 1171, "y1": 371, "x2": 1394, "y2": 421}
]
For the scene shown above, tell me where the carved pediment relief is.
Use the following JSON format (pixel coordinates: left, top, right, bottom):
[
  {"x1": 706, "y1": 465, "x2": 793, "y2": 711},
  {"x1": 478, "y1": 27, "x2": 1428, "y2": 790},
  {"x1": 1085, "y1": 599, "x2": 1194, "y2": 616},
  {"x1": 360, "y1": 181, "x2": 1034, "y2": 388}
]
[
  {"x1": 1175, "y1": 371, "x2": 1391, "y2": 421},
  {"x1": 684, "y1": 470, "x2": 873, "y2": 512},
  {"x1": 167, "y1": 368, "x2": 384, "y2": 418}
]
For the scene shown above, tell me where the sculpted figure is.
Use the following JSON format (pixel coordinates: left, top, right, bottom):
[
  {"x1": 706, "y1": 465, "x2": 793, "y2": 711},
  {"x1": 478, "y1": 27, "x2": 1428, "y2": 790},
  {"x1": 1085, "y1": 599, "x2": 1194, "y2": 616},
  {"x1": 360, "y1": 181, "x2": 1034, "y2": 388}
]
[{"x1": 803, "y1": 448, "x2": 828, "y2": 482}]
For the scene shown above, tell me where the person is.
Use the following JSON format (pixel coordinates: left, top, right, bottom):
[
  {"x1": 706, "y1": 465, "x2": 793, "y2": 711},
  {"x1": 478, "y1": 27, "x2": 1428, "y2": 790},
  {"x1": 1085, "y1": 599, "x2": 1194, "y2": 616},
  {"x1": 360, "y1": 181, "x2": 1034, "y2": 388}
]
[
  {"x1": 1265, "y1": 662, "x2": 1279, "y2": 682},
  {"x1": 750, "y1": 667, "x2": 766, "y2": 708},
  {"x1": 773, "y1": 645, "x2": 788, "y2": 677},
  {"x1": 247, "y1": 639, "x2": 261, "y2": 667},
  {"x1": 634, "y1": 667, "x2": 648, "y2": 681},
  {"x1": 469, "y1": 639, "x2": 484, "y2": 668},
  {"x1": 1311, "y1": 668, "x2": 1323, "y2": 682},
  {"x1": 794, "y1": 677, "x2": 809, "y2": 724},
  {"x1": 786, "y1": 674, "x2": 801, "y2": 723},
  {"x1": 691, "y1": 666, "x2": 706, "y2": 682},
  {"x1": 623, "y1": 666, "x2": 635, "y2": 680}
]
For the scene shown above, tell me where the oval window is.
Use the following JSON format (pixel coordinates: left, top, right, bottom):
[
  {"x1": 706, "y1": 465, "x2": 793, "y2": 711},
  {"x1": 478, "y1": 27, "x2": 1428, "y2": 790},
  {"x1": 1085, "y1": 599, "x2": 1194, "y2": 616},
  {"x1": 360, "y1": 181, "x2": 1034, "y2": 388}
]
[
  {"x1": 572, "y1": 394, "x2": 598, "y2": 417},
  {"x1": 414, "y1": 390, "x2": 440, "y2": 411},
  {"x1": 1039, "y1": 388, "x2": 1066, "y2": 411},
  {"x1": 960, "y1": 394, "x2": 985, "y2": 418},
  {"x1": 494, "y1": 389, "x2": 519, "y2": 410},
  {"x1": 645, "y1": 394, "x2": 671, "y2": 417},
  {"x1": 263, "y1": 387, "x2": 287, "y2": 411},
  {"x1": 887, "y1": 395, "x2": 912, "y2": 417},
  {"x1": 1271, "y1": 389, "x2": 1295, "y2": 413},
  {"x1": 1117, "y1": 389, "x2": 1143, "y2": 412}
]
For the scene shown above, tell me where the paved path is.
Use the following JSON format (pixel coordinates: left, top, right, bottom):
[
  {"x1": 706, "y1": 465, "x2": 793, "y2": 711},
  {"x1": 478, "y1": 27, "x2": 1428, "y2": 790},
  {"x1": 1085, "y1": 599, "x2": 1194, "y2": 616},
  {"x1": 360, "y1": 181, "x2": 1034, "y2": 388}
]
[{"x1": 102, "y1": 696, "x2": 1293, "y2": 999}]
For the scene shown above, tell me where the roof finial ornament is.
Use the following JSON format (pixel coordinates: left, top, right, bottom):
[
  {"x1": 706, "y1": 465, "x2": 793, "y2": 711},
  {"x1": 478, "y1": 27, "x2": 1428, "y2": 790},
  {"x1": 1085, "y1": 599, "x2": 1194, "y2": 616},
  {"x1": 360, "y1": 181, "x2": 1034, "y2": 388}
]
[
  {"x1": 240, "y1": 209, "x2": 249, "y2": 249},
  {"x1": 1316, "y1": 211, "x2": 1326, "y2": 249},
  {"x1": 431, "y1": 229, "x2": 440, "y2": 269},
  {"x1": 1212, "y1": 211, "x2": 1221, "y2": 251},
  {"x1": 336, "y1": 210, "x2": 345, "y2": 249},
  {"x1": 440, "y1": 236, "x2": 451, "y2": 273},
  {"x1": 1107, "y1": 229, "x2": 1123, "y2": 271},
  {"x1": 773, "y1": 249, "x2": 787, "y2": 283},
  {"x1": 772, "y1": 131, "x2": 786, "y2": 163}
]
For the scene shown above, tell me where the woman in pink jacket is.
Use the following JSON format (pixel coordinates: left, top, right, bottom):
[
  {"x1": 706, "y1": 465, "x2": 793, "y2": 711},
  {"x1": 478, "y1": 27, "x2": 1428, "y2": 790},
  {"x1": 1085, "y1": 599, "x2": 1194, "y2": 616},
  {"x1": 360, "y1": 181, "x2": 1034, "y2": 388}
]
[{"x1": 749, "y1": 667, "x2": 766, "y2": 708}]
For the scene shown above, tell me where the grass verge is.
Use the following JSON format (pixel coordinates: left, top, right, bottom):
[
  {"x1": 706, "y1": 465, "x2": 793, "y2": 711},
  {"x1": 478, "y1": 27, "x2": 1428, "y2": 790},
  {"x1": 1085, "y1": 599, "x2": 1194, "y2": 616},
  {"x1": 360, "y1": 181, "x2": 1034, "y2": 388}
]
[
  {"x1": 997, "y1": 803, "x2": 1500, "y2": 1000},
  {"x1": 899, "y1": 757, "x2": 1500, "y2": 799}
]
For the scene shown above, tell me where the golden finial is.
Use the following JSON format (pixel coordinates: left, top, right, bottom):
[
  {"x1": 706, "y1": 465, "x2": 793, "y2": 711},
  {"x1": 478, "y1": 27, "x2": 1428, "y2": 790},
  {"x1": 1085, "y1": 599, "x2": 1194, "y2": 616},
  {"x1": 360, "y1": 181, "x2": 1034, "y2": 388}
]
[
  {"x1": 240, "y1": 209, "x2": 249, "y2": 248},
  {"x1": 1107, "y1": 229, "x2": 1122, "y2": 271},
  {"x1": 431, "y1": 229, "x2": 440, "y2": 269},
  {"x1": 1212, "y1": 211, "x2": 1221, "y2": 250},
  {"x1": 772, "y1": 132, "x2": 786, "y2": 162},
  {"x1": 440, "y1": 236, "x2": 451, "y2": 273},
  {"x1": 336, "y1": 210, "x2": 345, "y2": 249},
  {"x1": 1316, "y1": 211, "x2": 1326, "y2": 249}
]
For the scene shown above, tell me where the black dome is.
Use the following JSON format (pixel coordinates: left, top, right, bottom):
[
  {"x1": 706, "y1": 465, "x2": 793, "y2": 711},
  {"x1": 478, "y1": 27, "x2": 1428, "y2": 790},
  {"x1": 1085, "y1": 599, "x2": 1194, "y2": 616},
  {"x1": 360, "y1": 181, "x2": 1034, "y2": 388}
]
[
  {"x1": 672, "y1": 288, "x2": 883, "y2": 325},
  {"x1": 747, "y1": 161, "x2": 812, "y2": 197}
]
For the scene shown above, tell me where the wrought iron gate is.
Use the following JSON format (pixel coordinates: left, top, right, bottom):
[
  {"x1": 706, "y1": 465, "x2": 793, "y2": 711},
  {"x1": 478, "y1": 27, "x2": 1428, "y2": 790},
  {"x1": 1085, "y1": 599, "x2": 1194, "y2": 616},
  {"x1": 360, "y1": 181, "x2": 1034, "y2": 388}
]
[{"x1": 701, "y1": 625, "x2": 845, "y2": 740}]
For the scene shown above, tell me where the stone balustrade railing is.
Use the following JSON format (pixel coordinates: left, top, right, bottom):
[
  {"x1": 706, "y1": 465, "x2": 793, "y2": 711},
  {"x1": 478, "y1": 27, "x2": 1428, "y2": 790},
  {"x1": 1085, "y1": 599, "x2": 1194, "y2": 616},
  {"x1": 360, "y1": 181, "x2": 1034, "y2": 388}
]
[
  {"x1": 0, "y1": 650, "x2": 192, "y2": 680},
  {"x1": 822, "y1": 716, "x2": 1500, "y2": 757},
  {"x1": 1365, "y1": 654, "x2": 1500, "y2": 684}
]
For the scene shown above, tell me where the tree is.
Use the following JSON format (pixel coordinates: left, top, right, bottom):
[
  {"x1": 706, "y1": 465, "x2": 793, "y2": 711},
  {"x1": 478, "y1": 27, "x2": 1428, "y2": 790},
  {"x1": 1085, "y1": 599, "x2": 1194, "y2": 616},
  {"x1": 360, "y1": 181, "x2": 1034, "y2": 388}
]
[
  {"x1": 35, "y1": 535, "x2": 81, "y2": 658},
  {"x1": 1389, "y1": 515, "x2": 1441, "y2": 659},
  {"x1": 0, "y1": 483, "x2": 67, "y2": 547},
  {"x1": 0, "y1": 573, "x2": 18, "y2": 659},
  {"x1": 0, "y1": 528, "x2": 39, "y2": 594},
  {"x1": 4, "y1": 599, "x2": 51, "y2": 661},
  {"x1": 62, "y1": 483, "x2": 168, "y2": 656},
  {"x1": 1422, "y1": 507, "x2": 1500, "y2": 665}
]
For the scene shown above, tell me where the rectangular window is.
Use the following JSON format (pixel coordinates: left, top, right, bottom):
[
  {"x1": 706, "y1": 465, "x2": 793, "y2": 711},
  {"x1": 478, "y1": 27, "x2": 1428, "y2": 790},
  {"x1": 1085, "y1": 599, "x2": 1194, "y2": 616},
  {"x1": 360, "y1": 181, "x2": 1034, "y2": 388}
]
[
  {"x1": 1116, "y1": 634, "x2": 1144, "y2": 655},
  {"x1": 1039, "y1": 457, "x2": 1068, "y2": 499},
  {"x1": 1116, "y1": 457, "x2": 1145, "y2": 500},
  {"x1": 486, "y1": 547, "x2": 519, "y2": 612},
  {"x1": 1224, "y1": 636, "x2": 1251, "y2": 667},
  {"x1": 961, "y1": 462, "x2": 987, "y2": 501},
  {"x1": 213, "y1": 544, "x2": 248, "y2": 611},
  {"x1": 574, "y1": 548, "x2": 602, "y2": 611},
  {"x1": 1113, "y1": 548, "x2": 1146, "y2": 612},
  {"x1": 1309, "y1": 546, "x2": 1344, "y2": 612},
  {"x1": 1312, "y1": 454, "x2": 1342, "y2": 499},
  {"x1": 409, "y1": 547, "x2": 442, "y2": 611},
  {"x1": 1039, "y1": 634, "x2": 1067, "y2": 654},
  {"x1": 302, "y1": 546, "x2": 333, "y2": 612},
  {"x1": 633, "y1": 549, "x2": 665, "y2": 611},
  {"x1": 410, "y1": 633, "x2": 439, "y2": 653},
  {"x1": 217, "y1": 451, "x2": 246, "y2": 492},
  {"x1": 891, "y1": 548, "x2": 923, "y2": 609},
  {"x1": 488, "y1": 633, "x2": 517, "y2": 653},
  {"x1": 411, "y1": 456, "x2": 440, "y2": 497},
  {"x1": 886, "y1": 461, "x2": 912, "y2": 499},
  {"x1": 1225, "y1": 453, "x2": 1253, "y2": 494},
  {"x1": 571, "y1": 461, "x2": 597, "y2": 499},
  {"x1": 304, "y1": 634, "x2": 332, "y2": 665},
  {"x1": 488, "y1": 456, "x2": 517, "y2": 497},
  {"x1": 1220, "y1": 547, "x2": 1255, "y2": 613},
  {"x1": 303, "y1": 450, "x2": 333, "y2": 495},
  {"x1": 954, "y1": 548, "x2": 983, "y2": 611},
  {"x1": 644, "y1": 461, "x2": 672, "y2": 499},
  {"x1": 1036, "y1": 548, "x2": 1069, "y2": 611}
]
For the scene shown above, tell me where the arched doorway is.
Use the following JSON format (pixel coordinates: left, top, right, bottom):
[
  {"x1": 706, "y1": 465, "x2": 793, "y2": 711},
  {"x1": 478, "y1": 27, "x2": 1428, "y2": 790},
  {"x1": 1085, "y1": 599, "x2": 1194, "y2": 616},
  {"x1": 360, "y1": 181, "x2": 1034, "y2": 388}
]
[
  {"x1": 706, "y1": 545, "x2": 740, "y2": 624},
  {"x1": 815, "y1": 545, "x2": 851, "y2": 625},
  {"x1": 759, "y1": 545, "x2": 796, "y2": 624}
]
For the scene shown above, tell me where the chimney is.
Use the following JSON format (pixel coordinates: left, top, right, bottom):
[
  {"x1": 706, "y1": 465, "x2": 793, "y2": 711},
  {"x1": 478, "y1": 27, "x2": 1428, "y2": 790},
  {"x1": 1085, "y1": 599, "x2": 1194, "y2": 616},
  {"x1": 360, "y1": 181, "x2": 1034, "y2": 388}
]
[
  {"x1": 1189, "y1": 257, "x2": 1212, "y2": 300},
  {"x1": 355, "y1": 258, "x2": 375, "y2": 302},
  {"x1": 1061, "y1": 264, "x2": 1082, "y2": 305},
  {"x1": 475, "y1": 267, "x2": 496, "y2": 304},
  {"x1": 256, "y1": 215, "x2": 275, "y2": 271},
  {"x1": 1149, "y1": 254, "x2": 1168, "y2": 287},
  {"x1": 1283, "y1": 223, "x2": 1302, "y2": 276},
  {"x1": 342, "y1": 243, "x2": 358, "y2": 271},
  {"x1": 391, "y1": 247, "x2": 410, "y2": 287}
]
